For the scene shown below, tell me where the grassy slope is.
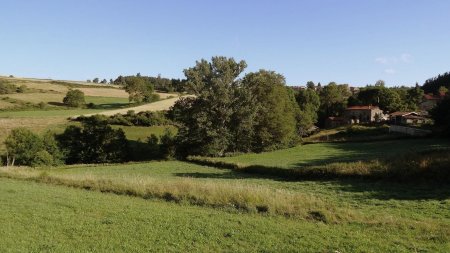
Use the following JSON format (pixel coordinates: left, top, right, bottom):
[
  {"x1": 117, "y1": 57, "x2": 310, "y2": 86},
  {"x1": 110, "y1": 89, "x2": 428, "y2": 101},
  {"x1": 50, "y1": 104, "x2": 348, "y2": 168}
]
[
  {"x1": 1, "y1": 178, "x2": 448, "y2": 252},
  {"x1": 210, "y1": 138, "x2": 450, "y2": 168},
  {"x1": 114, "y1": 125, "x2": 177, "y2": 140}
]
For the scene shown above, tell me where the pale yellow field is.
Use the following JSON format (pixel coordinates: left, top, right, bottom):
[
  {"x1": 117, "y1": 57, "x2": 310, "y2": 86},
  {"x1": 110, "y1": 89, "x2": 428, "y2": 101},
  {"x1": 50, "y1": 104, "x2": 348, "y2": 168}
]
[
  {"x1": 0, "y1": 93, "x2": 65, "y2": 104},
  {"x1": 76, "y1": 88, "x2": 128, "y2": 98},
  {"x1": 78, "y1": 95, "x2": 189, "y2": 117},
  {"x1": 0, "y1": 100, "x2": 14, "y2": 109},
  {"x1": 0, "y1": 117, "x2": 69, "y2": 151}
]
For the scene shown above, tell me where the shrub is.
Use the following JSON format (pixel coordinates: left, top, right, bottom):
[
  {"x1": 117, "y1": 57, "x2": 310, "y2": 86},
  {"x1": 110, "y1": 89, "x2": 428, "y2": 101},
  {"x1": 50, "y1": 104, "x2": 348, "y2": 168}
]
[
  {"x1": 31, "y1": 150, "x2": 54, "y2": 167},
  {"x1": 16, "y1": 85, "x2": 27, "y2": 93},
  {"x1": 63, "y1": 89, "x2": 85, "y2": 107},
  {"x1": 0, "y1": 81, "x2": 17, "y2": 94}
]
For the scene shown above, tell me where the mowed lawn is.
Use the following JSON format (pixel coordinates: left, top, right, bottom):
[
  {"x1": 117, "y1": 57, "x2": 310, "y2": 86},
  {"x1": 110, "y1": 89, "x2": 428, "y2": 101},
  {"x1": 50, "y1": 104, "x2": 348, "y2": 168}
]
[{"x1": 210, "y1": 138, "x2": 450, "y2": 168}]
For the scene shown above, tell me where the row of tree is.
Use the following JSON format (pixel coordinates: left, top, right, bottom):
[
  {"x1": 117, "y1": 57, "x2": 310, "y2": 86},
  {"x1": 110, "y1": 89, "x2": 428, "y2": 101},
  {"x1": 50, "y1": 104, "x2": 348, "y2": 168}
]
[
  {"x1": 3, "y1": 115, "x2": 178, "y2": 167},
  {"x1": 422, "y1": 71, "x2": 450, "y2": 94},
  {"x1": 113, "y1": 74, "x2": 186, "y2": 93}
]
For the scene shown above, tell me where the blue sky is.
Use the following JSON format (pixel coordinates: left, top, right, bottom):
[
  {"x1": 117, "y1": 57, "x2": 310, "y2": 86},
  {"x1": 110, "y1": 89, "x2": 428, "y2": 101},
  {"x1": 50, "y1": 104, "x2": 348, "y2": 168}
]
[{"x1": 1, "y1": 0, "x2": 449, "y2": 86}]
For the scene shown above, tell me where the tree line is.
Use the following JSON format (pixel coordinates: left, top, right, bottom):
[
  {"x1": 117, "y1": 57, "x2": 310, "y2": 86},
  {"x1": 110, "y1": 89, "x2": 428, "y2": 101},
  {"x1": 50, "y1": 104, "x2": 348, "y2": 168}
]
[{"x1": 3, "y1": 57, "x2": 449, "y2": 166}]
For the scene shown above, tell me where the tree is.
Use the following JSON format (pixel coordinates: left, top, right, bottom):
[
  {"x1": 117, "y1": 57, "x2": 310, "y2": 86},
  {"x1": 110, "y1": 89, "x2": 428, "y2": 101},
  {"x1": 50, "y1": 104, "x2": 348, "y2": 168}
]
[
  {"x1": 172, "y1": 57, "x2": 248, "y2": 156},
  {"x1": 93, "y1": 78, "x2": 100, "y2": 83},
  {"x1": 100, "y1": 79, "x2": 108, "y2": 84},
  {"x1": 406, "y1": 85, "x2": 425, "y2": 110},
  {"x1": 439, "y1": 86, "x2": 449, "y2": 95},
  {"x1": 242, "y1": 70, "x2": 300, "y2": 151},
  {"x1": 5, "y1": 128, "x2": 43, "y2": 166},
  {"x1": 306, "y1": 81, "x2": 315, "y2": 90},
  {"x1": 422, "y1": 71, "x2": 450, "y2": 94},
  {"x1": 123, "y1": 76, "x2": 154, "y2": 103},
  {"x1": 296, "y1": 87, "x2": 320, "y2": 134},
  {"x1": 318, "y1": 82, "x2": 350, "y2": 125},
  {"x1": 63, "y1": 89, "x2": 85, "y2": 107},
  {"x1": 4, "y1": 128, "x2": 61, "y2": 167},
  {"x1": 431, "y1": 96, "x2": 450, "y2": 136},
  {"x1": 57, "y1": 116, "x2": 128, "y2": 164}
]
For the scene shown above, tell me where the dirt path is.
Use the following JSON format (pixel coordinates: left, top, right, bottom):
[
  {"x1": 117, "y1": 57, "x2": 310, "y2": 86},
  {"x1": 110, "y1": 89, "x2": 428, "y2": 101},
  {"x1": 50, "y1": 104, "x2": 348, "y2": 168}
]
[{"x1": 76, "y1": 95, "x2": 191, "y2": 117}]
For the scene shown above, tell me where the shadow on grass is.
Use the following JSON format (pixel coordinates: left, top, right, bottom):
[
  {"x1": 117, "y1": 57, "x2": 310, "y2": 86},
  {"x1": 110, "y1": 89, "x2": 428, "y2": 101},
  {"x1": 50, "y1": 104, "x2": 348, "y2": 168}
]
[
  {"x1": 91, "y1": 103, "x2": 130, "y2": 110},
  {"x1": 291, "y1": 138, "x2": 450, "y2": 167},
  {"x1": 185, "y1": 144, "x2": 450, "y2": 200}
]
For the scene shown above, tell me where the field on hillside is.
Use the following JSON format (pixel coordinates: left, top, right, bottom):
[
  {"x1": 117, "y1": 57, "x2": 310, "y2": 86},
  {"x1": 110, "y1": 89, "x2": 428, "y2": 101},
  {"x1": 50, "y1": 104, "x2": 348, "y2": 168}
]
[{"x1": 0, "y1": 77, "x2": 181, "y2": 152}]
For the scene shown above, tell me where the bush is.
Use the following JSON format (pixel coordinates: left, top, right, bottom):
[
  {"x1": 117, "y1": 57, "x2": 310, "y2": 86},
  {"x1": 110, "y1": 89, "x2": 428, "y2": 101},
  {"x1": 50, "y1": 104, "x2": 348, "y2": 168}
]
[
  {"x1": 0, "y1": 81, "x2": 17, "y2": 94},
  {"x1": 16, "y1": 85, "x2": 27, "y2": 93},
  {"x1": 63, "y1": 89, "x2": 85, "y2": 107},
  {"x1": 31, "y1": 150, "x2": 54, "y2": 167}
]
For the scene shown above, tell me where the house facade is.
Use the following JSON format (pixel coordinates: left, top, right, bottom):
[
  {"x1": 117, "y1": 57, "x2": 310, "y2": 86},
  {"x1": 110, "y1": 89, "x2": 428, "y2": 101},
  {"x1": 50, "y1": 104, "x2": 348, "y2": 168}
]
[{"x1": 343, "y1": 105, "x2": 384, "y2": 124}]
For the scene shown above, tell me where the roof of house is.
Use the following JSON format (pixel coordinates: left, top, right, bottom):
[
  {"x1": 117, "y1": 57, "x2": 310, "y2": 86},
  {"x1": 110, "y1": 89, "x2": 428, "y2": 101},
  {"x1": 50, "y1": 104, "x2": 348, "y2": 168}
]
[
  {"x1": 346, "y1": 105, "x2": 380, "y2": 110},
  {"x1": 390, "y1": 111, "x2": 417, "y2": 117},
  {"x1": 423, "y1": 94, "x2": 445, "y2": 100},
  {"x1": 403, "y1": 115, "x2": 427, "y2": 120}
]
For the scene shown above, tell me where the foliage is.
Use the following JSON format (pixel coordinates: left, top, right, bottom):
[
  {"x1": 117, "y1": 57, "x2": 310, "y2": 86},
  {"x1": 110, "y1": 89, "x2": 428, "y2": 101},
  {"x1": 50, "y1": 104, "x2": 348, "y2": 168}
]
[
  {"x1": 172, "y1": 57, "x2": 249, "y2": 156},
  {"x1": 123, "y1": 76, "x2": 156, "y2": 103},
  {"x1": 431, "y1": 96, "x2": 450, "y2": 136},
  {"x1": 4, "y1": 128, "x2": 62, "y2": 167},
  {"x1": 172, "y1": 57, "x2": 300, "y2": 156},
  {"x1": 422, "y1": 71, "x2": 450, "y2": 94},
  {"x1": 63, "y1": 89, "x2": 85, "y2": 107},
  {"x1": 242, "y1": 70, "x2": 300, "y2": 151},
  {"x1": 295, "y1": 87, "x2": 320, "y2": 135},
  {"x1": 318, "y1": 82, "x2": 351, "y2": 125},
  {"x1": 77, "y1": 110, "x2": 171, "y2": 127},
  {"x1": 114, "y1": 74, "x2": 186, "y2": 92},
  {"x1": 57, "y1": 116, "x2": 128, "y2": 164}
]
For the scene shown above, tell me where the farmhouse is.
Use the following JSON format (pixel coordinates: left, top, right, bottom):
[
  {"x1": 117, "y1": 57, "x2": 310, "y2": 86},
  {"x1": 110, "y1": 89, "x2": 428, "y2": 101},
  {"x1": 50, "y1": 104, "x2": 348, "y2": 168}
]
[
  {"x1": 389, "y1": 111, "x2": 429, "y2": 125},
  {"x1": 343, "y1": 105, "x2": 384, "y2": 124}
]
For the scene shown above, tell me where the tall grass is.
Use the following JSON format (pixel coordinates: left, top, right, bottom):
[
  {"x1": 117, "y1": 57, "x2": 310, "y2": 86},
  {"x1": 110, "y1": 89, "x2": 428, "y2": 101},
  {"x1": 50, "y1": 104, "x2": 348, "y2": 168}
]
[{"x1": 0, "y1": 167, "x2": 349, "y2": 222}]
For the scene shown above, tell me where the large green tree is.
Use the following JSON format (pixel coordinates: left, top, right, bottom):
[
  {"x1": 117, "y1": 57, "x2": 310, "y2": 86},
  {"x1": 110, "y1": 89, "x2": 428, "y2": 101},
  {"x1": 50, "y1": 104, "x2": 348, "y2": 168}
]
[
  {"x1": 242, "y1": 70, "x2": 300, "y2": 151},
  {"x1": 63, "y1": 89, "x2": 85, "y2": 107},
  {"x1": 171, "y1": 57, "x2": 301, "y2": 156},
  {"x1": 172, "y1": 57, "x2": 248, "y2": 156}
]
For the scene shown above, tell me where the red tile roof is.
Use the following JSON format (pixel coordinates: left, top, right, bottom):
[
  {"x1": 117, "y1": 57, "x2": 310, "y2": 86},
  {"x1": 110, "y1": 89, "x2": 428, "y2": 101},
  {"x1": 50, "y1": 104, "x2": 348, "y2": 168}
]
[{"x1": 423, "y1": 94, "x2": 444, "y2": 100}]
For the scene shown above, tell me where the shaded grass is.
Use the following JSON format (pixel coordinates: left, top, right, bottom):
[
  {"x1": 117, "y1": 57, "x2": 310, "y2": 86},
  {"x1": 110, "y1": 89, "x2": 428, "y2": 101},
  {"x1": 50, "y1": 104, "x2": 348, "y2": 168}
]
[
  {"x1": 211, "y1": 138, "x2": 450, "y2": 168},
  {"x1": 188, "y1": 149, "x2": 450, "y2": 182}
]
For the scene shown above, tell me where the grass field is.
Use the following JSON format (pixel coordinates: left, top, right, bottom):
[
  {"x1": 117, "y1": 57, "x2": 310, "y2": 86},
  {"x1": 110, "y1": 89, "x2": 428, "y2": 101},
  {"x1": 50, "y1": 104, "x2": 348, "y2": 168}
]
[
  {"x1": 1, "y1": 155, "x2": 449, "y2": 252},
  {"x1": 3, "y1": 178, "x2": 447, "y2": 252},
  {"x1": 209, "y1": 138, "x2": 450, "y2": 169}
]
